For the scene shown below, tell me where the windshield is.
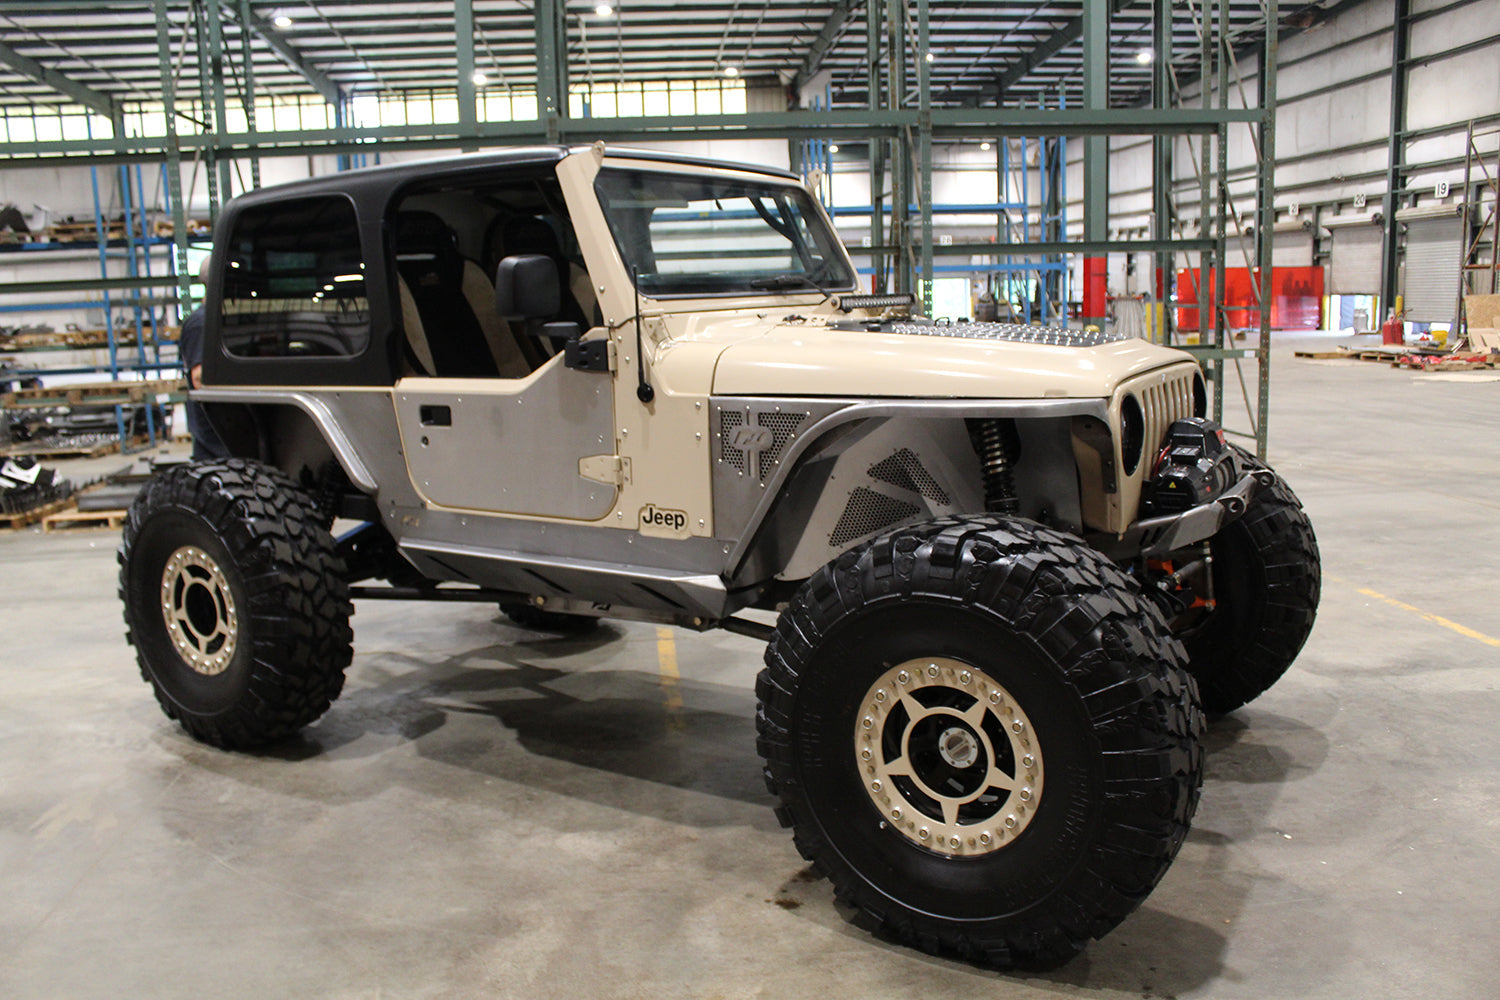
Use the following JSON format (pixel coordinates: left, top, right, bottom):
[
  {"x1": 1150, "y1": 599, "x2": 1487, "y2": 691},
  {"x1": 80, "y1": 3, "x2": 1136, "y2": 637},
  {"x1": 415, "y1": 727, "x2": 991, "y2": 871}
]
[{"x1": 594, "y1": 167, "x2": 856, "y2": 297}]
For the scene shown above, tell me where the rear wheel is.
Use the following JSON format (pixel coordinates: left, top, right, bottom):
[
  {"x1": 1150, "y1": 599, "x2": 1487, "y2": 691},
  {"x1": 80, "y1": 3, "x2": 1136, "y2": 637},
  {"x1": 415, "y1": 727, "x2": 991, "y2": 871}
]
[
  {"x1": 119, "y1": 459, "x2": 353, "y2": 749},
  {"x1": 757, "y1": 516, "x2": 1203, "y2": 968},
  {"x1": 1177, "y1": 448, "x2": 1320, "y2": 713}
]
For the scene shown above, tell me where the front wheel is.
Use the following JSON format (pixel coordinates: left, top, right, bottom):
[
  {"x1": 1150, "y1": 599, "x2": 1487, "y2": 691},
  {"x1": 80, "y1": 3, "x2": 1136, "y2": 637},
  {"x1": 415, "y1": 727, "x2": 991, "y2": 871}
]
[
  {"x1": 118, "y1": 459, "x2": 353, "y2": 749},
  {"x1": 1175, "y1": 447, "x2": 1320, "y2": 714},
  {"x1": 757, "y1": 517, "x2": 1204, "y2": 968}
]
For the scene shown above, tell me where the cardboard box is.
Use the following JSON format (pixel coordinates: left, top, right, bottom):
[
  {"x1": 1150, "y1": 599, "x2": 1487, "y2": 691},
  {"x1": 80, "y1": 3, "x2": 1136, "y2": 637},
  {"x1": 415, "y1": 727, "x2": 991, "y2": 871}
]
[
  {"x1": 1466, "y1": 327, "x2": 1500, "y2": 353},
  {"x1": 1465, "y1": 294, "x2": 1500, "y2": 330}
]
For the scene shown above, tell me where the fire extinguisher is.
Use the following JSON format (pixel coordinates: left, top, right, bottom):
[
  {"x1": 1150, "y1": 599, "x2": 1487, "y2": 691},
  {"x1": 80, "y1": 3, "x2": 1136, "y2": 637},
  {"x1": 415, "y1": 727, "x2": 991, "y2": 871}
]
[{"x1": 1381, "y1": 296, "x2": 1404, "y2": 346}]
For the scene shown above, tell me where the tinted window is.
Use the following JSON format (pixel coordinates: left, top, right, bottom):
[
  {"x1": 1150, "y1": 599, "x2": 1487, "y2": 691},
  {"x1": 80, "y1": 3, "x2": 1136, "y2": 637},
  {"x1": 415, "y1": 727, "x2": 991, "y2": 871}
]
[{"x1": 221, "y1": 195, "x2": 370, "y2": 358}]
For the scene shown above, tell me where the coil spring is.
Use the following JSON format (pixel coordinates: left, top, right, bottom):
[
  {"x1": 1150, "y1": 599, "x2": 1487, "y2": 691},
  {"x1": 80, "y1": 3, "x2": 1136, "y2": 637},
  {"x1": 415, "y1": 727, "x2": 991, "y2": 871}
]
[{"x1": 968, "y1": 418, "x2": 1020, "y2": 515}]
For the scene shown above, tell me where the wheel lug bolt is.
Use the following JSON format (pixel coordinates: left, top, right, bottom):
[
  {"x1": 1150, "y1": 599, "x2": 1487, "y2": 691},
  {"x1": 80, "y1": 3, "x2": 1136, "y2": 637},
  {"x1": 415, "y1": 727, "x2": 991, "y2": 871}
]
[
  {"x1": 959, "y1": 671, "x2": 972, "y2": 685},
  {"x1": 927, "y1": 665, "x2": 939, "y2": 677},
  {"x1": 861, "y1": 748, "x2": 872, "y2": 760},
  {"x1": 989, "y1": 691, "x2": 1000, "y2": 704},
  {"x1": 919, "y1": 827, "x2": 930, "y2": 840},
  {"x1": 862, "y1": 716, "x2": 873, "y2": 730},
  {"x1": 875, "y1": 689, "x2": 886, "y2": 702},
  {"x1": 1022, "y1": 754, "x2": 1034, "y2": 768},
  {"x1": 897, "y1": 671, "x2": 909, "y2": 684},
  {"x1": 891, "y1": 807, "x2": 902, "y2": 820},
  {"x1": 1020, "y1": 787, "x2": 1032, "y2": 801},
  {"x1": 871, "y1": 780, "x2": 882, "y2": 793},
  {"x1": 950, "y1": 836, "x2": 962, "y2": 848},
  {"x1": 979, "y1": 832, "x2": 992, "y2": 845},
  {"x1": 1004, "y1": 815, "x2": 1017, "y2": 829},
  {"x1": 1011, "y1": 720, "x2": 1024, "y2": 734}
]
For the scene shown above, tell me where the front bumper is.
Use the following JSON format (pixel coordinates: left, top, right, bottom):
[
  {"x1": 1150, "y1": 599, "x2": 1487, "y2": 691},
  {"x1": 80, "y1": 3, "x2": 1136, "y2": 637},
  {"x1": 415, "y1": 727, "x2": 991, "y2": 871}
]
[{"x1": 1100, "y1": 466, "x2": 1275, "y2": 558}]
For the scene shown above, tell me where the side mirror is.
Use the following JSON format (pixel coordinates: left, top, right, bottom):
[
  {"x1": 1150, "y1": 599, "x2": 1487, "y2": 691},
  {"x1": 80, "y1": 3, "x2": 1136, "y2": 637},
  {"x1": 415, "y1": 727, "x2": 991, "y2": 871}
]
[{"x1": 494, "y1": 254, "x2": 560, "y2": 321}]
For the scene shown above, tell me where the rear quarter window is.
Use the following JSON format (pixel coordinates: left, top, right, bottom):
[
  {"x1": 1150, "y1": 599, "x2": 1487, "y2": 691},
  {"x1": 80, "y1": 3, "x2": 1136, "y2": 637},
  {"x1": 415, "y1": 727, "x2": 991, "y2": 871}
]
[{"x1": 221, "y1": 195, "x2": 371, "y2": 359}]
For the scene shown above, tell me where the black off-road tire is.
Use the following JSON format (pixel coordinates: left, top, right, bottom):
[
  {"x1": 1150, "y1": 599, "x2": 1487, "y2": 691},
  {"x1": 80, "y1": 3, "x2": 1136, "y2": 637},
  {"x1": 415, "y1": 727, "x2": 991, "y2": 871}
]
[
  {"x1": 499, "y1": 602, "x2": 602, "y2": 634},
  {"x1": 1179, "y1": 447, "x2": 1320, "y2": 714},
  {"x1": 757, "y1": 516, "x2": 1204, "y2": 969},
  {"x1": 119, "y1": 458, "x2": 353, "y2": 749}
]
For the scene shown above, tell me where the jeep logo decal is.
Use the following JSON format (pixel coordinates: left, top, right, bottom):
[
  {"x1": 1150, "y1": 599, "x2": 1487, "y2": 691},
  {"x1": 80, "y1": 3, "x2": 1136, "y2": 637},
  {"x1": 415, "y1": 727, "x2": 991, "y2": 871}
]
[
  {"x1": 728, "y1": 424, "x2": 773, "y2": 452},
  {"x1": 639, "y1": 504, "x2": 690, "y2": 538}
]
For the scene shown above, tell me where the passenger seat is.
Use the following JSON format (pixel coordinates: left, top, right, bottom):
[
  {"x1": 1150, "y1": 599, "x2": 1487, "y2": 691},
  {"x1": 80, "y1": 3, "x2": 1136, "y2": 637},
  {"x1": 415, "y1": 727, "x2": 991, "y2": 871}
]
[{"x1": 393, "y1": 210, "x2": 531, "y2": 378}]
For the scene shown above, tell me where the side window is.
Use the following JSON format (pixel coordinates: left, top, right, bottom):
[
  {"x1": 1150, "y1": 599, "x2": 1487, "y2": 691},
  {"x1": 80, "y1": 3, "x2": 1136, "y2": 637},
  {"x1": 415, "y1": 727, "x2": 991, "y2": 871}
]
[{"x1": 221, "y1": 195, "x2": 370, "y2": 359}]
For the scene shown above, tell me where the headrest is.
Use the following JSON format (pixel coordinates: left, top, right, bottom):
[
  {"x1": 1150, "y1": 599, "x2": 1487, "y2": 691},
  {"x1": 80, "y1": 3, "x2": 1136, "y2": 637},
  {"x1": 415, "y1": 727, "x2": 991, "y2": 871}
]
[
  {"x1": 502, "y1": 216, "x2": 563, "y2": 262},
  {"x1": 394, "y1": 210, "x2": 461, "y2": 287}
]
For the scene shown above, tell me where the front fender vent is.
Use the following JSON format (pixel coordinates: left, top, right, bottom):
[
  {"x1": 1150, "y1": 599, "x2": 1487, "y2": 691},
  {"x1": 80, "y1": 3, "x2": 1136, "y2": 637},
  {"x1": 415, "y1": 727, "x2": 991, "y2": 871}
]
[
  {"x1": 717, "y1": 407, "x2": 809, "y2": 483},
  {"x1": 829, "y1": 487, "x2": 921, "y2": 547},
  {"x1": 868, "y1": 448, "x2": 950, "y2": 504}
]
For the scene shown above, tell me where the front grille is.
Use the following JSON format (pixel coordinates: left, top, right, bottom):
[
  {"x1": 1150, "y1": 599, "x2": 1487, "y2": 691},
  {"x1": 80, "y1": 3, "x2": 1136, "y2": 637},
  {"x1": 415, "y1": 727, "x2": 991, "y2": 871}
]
[{"x1": 1133, "y1": 369, "x2": 1200, "y2": 460}]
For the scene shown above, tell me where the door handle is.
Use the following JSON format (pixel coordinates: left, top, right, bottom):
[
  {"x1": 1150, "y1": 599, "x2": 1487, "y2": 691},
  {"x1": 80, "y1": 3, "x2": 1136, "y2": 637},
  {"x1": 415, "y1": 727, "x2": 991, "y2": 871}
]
[{"x1": 419, "y1": 404, "x2": 451, "y2": 426}]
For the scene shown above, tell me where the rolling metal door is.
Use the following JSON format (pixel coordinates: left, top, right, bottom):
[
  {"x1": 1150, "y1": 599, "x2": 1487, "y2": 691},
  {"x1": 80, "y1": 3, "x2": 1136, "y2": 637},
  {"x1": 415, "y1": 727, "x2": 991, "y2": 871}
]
[
  {"x1": 1273, "y1": 228, "x2": 1313, "y2": 267},
  {"x1": 1326, "y1": 218, "x2": 1383, "y2": 294},
  {"x1": 1230, "y1": 229, "x2": 1310, "y2": 269},
  {"x1": 1402, "y1": 217, "x2": 1462, "y2": 323}
]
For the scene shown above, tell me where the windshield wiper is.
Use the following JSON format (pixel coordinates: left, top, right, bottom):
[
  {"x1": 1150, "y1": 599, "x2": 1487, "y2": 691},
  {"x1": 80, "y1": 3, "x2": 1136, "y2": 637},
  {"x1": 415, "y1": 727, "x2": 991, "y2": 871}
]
[{"x1": 747, "y1": 272, "x2": 833, "y2": 303}]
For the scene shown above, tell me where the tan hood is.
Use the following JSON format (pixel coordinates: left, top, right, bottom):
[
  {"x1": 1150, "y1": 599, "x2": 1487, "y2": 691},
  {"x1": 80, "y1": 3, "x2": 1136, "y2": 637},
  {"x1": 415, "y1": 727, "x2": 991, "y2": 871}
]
[{"x1": 708, "y1": 321, "x2": 1193, "y2": 399}]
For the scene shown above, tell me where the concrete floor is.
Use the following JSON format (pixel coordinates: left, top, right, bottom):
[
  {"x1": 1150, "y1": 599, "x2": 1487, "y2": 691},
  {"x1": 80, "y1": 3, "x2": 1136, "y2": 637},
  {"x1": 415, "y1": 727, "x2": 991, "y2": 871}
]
[{"x1": 3, "y1": 332, "x2": 1498, "y2": 999}]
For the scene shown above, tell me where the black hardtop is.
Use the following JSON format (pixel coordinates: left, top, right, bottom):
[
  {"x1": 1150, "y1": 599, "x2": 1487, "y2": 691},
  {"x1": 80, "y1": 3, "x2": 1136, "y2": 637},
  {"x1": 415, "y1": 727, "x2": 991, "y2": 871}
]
[{"x1": 223, "y1": 143, "x2": 801, "y2": 211}]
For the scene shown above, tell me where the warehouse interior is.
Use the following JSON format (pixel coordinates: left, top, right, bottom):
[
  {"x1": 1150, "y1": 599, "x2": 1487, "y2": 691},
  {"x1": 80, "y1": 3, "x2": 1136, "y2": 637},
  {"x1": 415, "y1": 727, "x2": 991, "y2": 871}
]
[{"x1": 2, "y1": 1, "x2": 1498, "y2": 997}]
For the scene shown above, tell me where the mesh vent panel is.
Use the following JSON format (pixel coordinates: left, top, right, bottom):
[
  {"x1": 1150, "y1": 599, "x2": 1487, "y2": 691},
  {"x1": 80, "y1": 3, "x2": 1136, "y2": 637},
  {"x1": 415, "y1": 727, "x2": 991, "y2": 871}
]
[
  {"x1": 867, "y1": 448, "x2": 950, "y2": 504},
  {"x1": 829, "y1": 487, "x2": 921, "y2": 547},
  {"x1": 758, "y1": 411, "x2": 807, "y2": 481},
  {"x1": 719, "y1": 410, "x2": 746, "y2": 474}
]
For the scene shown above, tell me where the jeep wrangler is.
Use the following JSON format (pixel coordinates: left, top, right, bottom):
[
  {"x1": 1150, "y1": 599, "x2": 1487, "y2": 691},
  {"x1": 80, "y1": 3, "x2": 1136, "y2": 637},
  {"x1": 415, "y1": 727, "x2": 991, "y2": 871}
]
[{"x1": 119, "y1": 143, "x2": 1319, "y2": 968}]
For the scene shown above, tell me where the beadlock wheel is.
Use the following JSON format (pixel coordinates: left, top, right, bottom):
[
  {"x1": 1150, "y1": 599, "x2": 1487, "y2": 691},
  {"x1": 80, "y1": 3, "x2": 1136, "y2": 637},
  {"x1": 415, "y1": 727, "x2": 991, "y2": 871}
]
[
  {"x1": 120, "y1": 458, "x2": 354, "y2": 749},
  {"x1": 856, "y1": 656, "x2": 1043, "y2": 856},
  {"x1": 160, "y1": 545, "x2": 239, "y2": 676},
  {"x1": 757, "y1": 516, "x2": 1204, "y2": 968}
]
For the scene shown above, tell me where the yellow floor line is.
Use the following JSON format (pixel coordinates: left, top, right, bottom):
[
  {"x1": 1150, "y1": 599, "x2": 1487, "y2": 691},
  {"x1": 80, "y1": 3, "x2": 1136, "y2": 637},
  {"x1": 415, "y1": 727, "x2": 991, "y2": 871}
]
[
  {"x1": 1332, "y1": 575, "x2": 1500, "y2": 648},
  {"x1": 656, "y1": 626, "x2": 684, "y2": 714}
]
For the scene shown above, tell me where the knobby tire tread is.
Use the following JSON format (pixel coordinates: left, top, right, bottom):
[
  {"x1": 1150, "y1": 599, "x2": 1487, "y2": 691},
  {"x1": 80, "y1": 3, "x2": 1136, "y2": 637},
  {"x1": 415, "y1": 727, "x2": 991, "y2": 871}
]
[
  {"x1": 756, "y1": 515, "x2": 1204, "y2": 969},
  {"x1": 119, "y1": 458, "x2": 353, "y2": 749},
  {"x1": 1183, "y1": 447, "x2": 1320, "y2": 714}
]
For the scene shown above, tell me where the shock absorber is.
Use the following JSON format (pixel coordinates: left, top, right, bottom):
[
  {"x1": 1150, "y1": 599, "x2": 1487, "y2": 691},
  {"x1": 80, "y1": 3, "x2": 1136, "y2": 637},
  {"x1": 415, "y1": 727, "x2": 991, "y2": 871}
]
[{"x1": 967, "y1": 418, "x2": 1021, "y2": 515}]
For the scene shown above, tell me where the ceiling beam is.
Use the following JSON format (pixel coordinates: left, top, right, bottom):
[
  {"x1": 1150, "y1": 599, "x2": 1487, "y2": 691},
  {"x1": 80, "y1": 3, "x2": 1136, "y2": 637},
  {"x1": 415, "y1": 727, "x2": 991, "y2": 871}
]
[
  {"x1": 966, "y1": 0, "x2": 1146, "y2": 106},
  {"x1": 218, "y1": 0, "x2": 341, "y2": 105},
  {"x1": 794, "y1": 0, "x2": 860, "y2": 92},
  {"x1": 0, "y1": 39, "x2": 120, "y2": 118}
]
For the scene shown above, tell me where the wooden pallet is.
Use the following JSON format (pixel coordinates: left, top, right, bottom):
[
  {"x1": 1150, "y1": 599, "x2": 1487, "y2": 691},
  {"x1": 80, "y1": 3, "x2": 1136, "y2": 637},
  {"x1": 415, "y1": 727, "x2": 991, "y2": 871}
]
[
  {"x1": 1292, "y1": 349, "x2": 1357, "y2": 360},
  {"x1": 0, "y1": 438, "x2": 122, "y2": 460},
  {"x1": 43, "y1": 507, "x2": 127, "y2": 532},
  {"x1": 1394, "y1": 357, "x2": 1498, "y2": 372},
  {"x1": 0, "y1": 495, "x2": 73, "y2": 530},
  {"x1": 1, "y1": 378, "x2": 183, "y2": 409},
  {"x1": 43, "y1": 221, "x2": 126, "y2": 243}
]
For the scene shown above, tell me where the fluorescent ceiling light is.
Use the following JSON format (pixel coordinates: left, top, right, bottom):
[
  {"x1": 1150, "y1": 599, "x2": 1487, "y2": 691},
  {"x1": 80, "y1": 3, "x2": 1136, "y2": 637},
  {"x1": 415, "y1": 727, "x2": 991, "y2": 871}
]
[{"x1": 272, "y1": 14, "x2": 292, "y2": 28}]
